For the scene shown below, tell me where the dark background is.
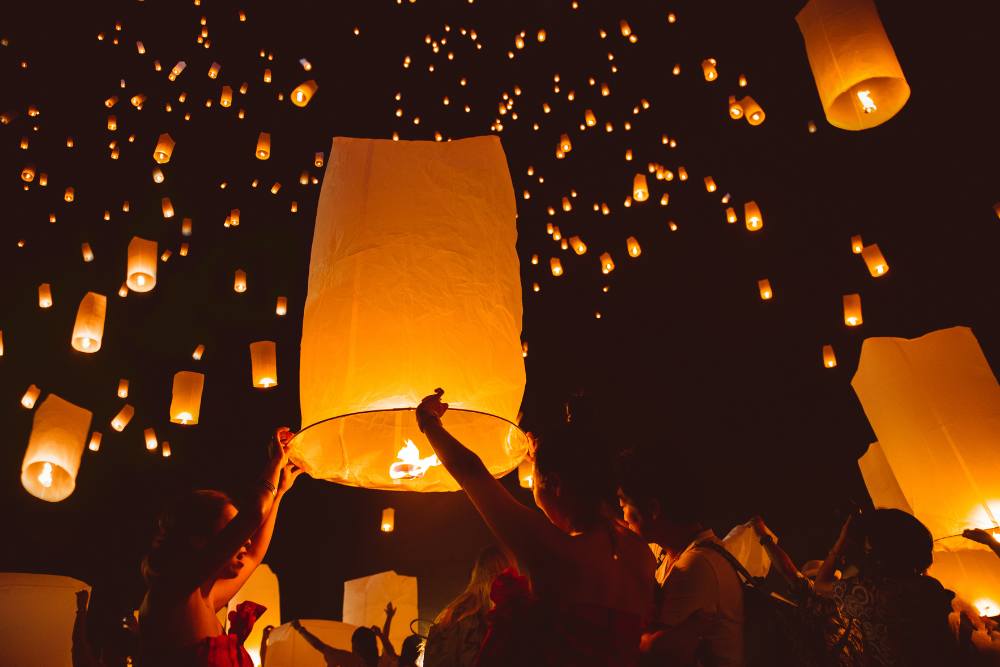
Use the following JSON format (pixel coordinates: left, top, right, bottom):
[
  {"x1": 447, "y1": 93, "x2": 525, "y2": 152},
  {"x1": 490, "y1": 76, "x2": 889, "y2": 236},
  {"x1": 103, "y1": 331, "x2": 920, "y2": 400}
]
[{"x1": 2, "y1": 0, "x2": 998, "y2": 646}]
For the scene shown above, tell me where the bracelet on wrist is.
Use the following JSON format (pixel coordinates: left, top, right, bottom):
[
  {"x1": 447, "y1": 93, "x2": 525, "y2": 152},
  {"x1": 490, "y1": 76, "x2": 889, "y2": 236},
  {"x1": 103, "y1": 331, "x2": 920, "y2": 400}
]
[{"x1": 260, "y1": 478, "x2": 277, "y2": 497}]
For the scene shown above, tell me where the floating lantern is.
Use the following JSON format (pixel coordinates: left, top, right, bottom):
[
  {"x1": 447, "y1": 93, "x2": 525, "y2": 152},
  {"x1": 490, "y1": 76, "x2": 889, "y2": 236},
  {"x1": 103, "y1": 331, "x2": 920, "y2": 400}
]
[
  {"x1": 276, "y1": 296, "x2": 288, "y2": 316},
  {"x1": 161, "y1": 197, "x2": 174, "y2": 219},
  {"x1": 250, "y1": 341, "x2": 277, "y2": 388},
  {"x1": 853, "y1": 327, "x2": 1000, "y2": 609},
  {"x1": 81, "y1": 243, "x2": 94, "y2": 262},
  {"x1": 21, "y1": 394, "x2": 92, "y2": 502},
  {"x1": 291, "y1": 80, "x2": 318, "y2": 107},
  {"x1": 569, "y1": 236, "x2": 587, "y2": 255},
  {"x1": 725, "y1": 207, "x2": 737, "y2": 224},
  {"x1": 701, "y1": 58, "x2": 718, "y2": 81},
  {"x1": 152, "y1": 167, "x2": 164, "y2": 184},
  {"x1": 181, "y1": 218, "x2": 192, "y2": 236},
  {"x1": 153, "y1": 133, "x2": 174, "y2": 163},
  {"x1": 118, "y1": 283, "x2": 128, "y2": 298},
  {"x1": 63, "y1": 187, "x2": 74, "y2": 202},
  {"x1": 559, "y1": 133, "x2": 572, "y2": 153},
  {"x1": 170, "y1": 371, "x2": 205, "y2": 425},
  {"x1": 741, "y1": 97, "x2": 765, "y2": 125},
  {"x1": 626, "y1": 237, "x2": 641, "y2": 257},
  {"x1": 314, "y1": 152, "x2": 324, "y2": 168},
  {"x1": 208, "y1": 62, "x2": 220, "y2": 78},
  {"x1": 234, "y1": 269, "x2": 247, "y2": 293},
  {"x1": 126, "y1": 237, "x2": 157, "y2": 292},
  {"x1": 561, "y1": 197, "x2": 572, "y2": 212},
  {"x1": 162, "y1": 442, "x2": 171, "y2": 458},
  {"x1": 220, "y1": 85, "x2": 233, "y2": 107},
  {"x1": 808, "y1": 120, "x2": 818, "y2": 133},
  {"x1": 256, "y1": 132, "x2": 270, "y2": 159},
  {"x1": 21, "y1": 165, "x2": 35, "y2": 182},
  {"x1": 168, "y1": 60, "x2": 186, "y2": 81},
  {"x1": 380, "y1": 508, "x2": 395, "y2": 533},
  {"x1": 758, "y1": 279, "x2": 773, "y2": 300},
  {"x1": 796, "y1": 0, "x2": 910, "y2": 130},
  {"x1": 38, "y1": 283, "x2": 53, "y2": 308},
  {"x1": 632, "y1": 174, "x2": 649, "y2": 202},
  {"x1": 292, "y1": 137, "x2": 528, "y2": 492},
  {"x1": 192, "y1": 344, "x2": 205, "y2": 360},
  {"x1": 117, "y1": 379, "x2": 129, "y2": 398},
  {"x1": 550, "y1": 257, "x2": 563, "y2": 276},
  {"x1": 518, "y1": 458, "x2": 534, "y2": 488},
  {"x1": 600, "y1": 252, "x2": 615, "y2": 274},
  {"x1": 677, "y1": 167, "x2": 688, "y2": 182},
  {"x1": 88, "y1": 432, "x2": 102, "y2": 452},
  {"x1": 861, "y1": 243, "x2": 889, "y2": 277},
  {"x1": 704, "y1": 176, "x2": 717, "y2": 193},
  {"x1": 71, "y1": 292, "x2": 107, "y2": 353},
  {"x1": 111, "y1": 404, "x2": 134, "y2": 431},
  {"x1": 744, "y1": 201, "x2": 763, "y2": 231},
  {"x1": 822, "y1": 344, "x2": 837, "y2": 368},
  {"x1": 851, "y1": 234, "x2": 864, "y2": 254},
  {"x1": 143, "y1": 428, "x2": 158, "y2": 451},
  {"x1": 21, "y1": 385, "x2": 42, "y2": 409},
  {"x1": 843, "y1": 293, "x2": 863, "y2": 326},
  {"x1": 584, "y1": 109, "x2": 596, "y2": 126},
  {"x1": 263, "y1": 68, "x2": 272, "y2": 83}
]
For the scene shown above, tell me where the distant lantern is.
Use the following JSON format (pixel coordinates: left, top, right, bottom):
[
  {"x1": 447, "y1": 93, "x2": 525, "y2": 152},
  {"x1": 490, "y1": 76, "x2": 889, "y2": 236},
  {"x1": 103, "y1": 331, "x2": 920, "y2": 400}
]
[
  {"x1": 117, "y1": 379, "x2": 129, "y2": 398},
  {"x1": 704, "y1": 176, "x2": 717, "y2": 192},
  {"x1": 861, "y1": 243, "x2": 889, "y2": 277},
  {"x1": 701, "y1": 58, "x2": 718, "y2": 81},
  {"x1": 843, "y1": 293, "x2": 863, "y2": 326},
  {"x1": 63, "y1": 187, "x2": 74, "y2": 202},
  {"x1": 632, "y1": 174, "x2": 649, "y2": 202},
  {"x1": 796, "y1": 0, "x2": 910, "y2": 130},
  {"x1": 569, "y1": 236, "x2": 587, "y2": 255},
  {"x1": 107, "y1": 115, "x2": 117, "y2": 131},
  {"x1": 276, "y1": 296, "x2": 288, "y2": 316},
  {"x1": 291, "y1": 80, "x2": 318, "y2": 107},
  {"x1": 584, "y1": 109, "x2": 596, "y2": 126},
  {"x1": 144, "y1": 428, "x2": 158, "y2": 451},
  {"x1": 181, "y1": 218, "x2": 193, "y2": 236},
  {"x1": 550, "y1": 257, "x2": 564, "y2": 276},
  {"x1": 314, "y1": 152, "x2": 324, "y2": 167},
  {"x1": 192, "y1": 344, "x2": 206, "y2": 360},
  {"x1": 822, "y1": 344, "x2": 837, "y2": 368},
  {"x1": 256, "y1": 132, "x2": 271, "y2": 159},
  {"x1": 725, "y1": 207, "x2": 738, "y2": 224},
  {"x1": 127, "y1": 237, "x2": 158, "y2": 292},
  {"x1": 71, "y1": 292, "x2": 107, "y2": 353},
  {"x1": 851, "y1": 234, "x2": 864, "y2": 254},
  {"x1": 161, "y1": 197, "x2": 175, "y2": 218},
  {"x1": 561, "y1": 197, "x2": 572, "y2": 212},
  {"x1": 559, "y1": 133, "x2": 572, "y2": 153},
  {"x1": 88, "y1": 432, "x2": 102, "y2": 452},
  {"x1": 111, "y1": 404, "x2": 134, "y2": 431},
  {"x1": 162, "y1": 442, "x2": 172, "y2": 458},
  {"x1": 220, "y1": 85, "x2": 233, "y2": 107},
  {"x1": 21, "y1": 164, "x2": 35, "y2": 182},
  {"x1": 38, "y1": 283, "x2": 53, "y2": 308},
  {"x1": 758, "y1": 279, "x2": 773, "y2": 300},
  {"x1": 21, "y1": 394, "x2": 92, "y2": 502},
  {"x1": 153, "y1": 133, "x2": 175, "y2": 163},
  {"x1": 380, "y1": 508, "x2": 395, "y2": 533},
  {"x1": 234, "y1": 269, "x2": 247, "y2": 293},
  {"x1": 600, "y1": 252, "x2": 615, "y2": 274},
  {"x1": 168, "y1": 60, "x2": 186, "y2": 81},
  {"x1": 741, "y1": 97, "x2": 765, "y2": 125},
  {"x1": 81, "y1": 243, "x2": 94, "y2": 262},
  {"x1": 744, "y1": 201, "x2": 763, "y2": 231},
  {"x1": 626, "y1": 236, "x2": 641, "y2": 257},
  {"x1": 208, "y1": 62, "x2": 221, "y2": 78},
  {"x1": 169, "y1": 371, "x2": 204, "y2": 425},
  {"x1": 263, "y1": 68, "x2": 272, "y2": 83},
  {"x1": 678, "y1": 167, "x2": 688, "y2": 181},
  {"x1": 152, "y1": 167, "x2": 164, "y2": 184},
  {"x1": 518, "y1": 457, "x2": 534, "y2": 488},
  {"x1": 21, "y1": 384, "x2": 42, "y2": 409},
  {"x1": 728, "y1": 96, "x2": 744, "y2": 120},
  {"x1": 659, "y1": 193, "x2": 669, "y2": 206},
  {"x1": 292, "y1": 136, "x2": 528, "y2": 492},
  {"x1": 250, "y1": 341, "x2": 278, "y2": 388}
]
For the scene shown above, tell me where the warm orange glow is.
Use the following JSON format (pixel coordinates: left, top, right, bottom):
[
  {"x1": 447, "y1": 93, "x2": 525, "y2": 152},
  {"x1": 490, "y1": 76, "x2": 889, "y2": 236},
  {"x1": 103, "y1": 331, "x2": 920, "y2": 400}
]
[
  {"x1": 250, "y1": 341, "x2": 277, "y2": 388},
  {"x1": 823, "y1": 345, "x2": 837, "y2": 368},
  {"x1": 256, "y1": 132, "x2": 271, "y2": 160},
  {"x1": 632, "y1": 174, "x2": 649, "y2": 202},
  {"x1": 153, "y1": 133, "x2": 175, "y2": 163},
  {"x1": 381, "y1": 507, "x2": 395, "y2": 532},
  {"x1": 21, "y1": 384, "x2": 41, "y2": 409},
  {"x1": 170, "y1": 371, "x2": 205, "y2": 425},
  {"x1": 626, "y1": 236, "x2": 641, "y2": 257},
  {"x1": 127, "y1": 237, "x2": 158, "y2": 292},
  {"x1": 291, "y1": 80, "x2": 318, "y2": 107},
  {"x1": 550, "y1": 257, "x2": 563, "y2": 276},
  {"x1": 861, "y1": 243, "x2": 889, "y2": 277},
  {"x1": 701, "y1": 58, "x2": 718, "y2": 81},
  {"x1": 569, "y1": 236, "x2": 587, "y2": 255},
  {"x1": 389, "y1": 439, "x2": 441, "y2": 481},
  {"x1": 71, "y1": 292, "x2": 107, "y2": 353},
  {"x1": 744, "y1": 201, "x2": 763, "y2": 231},
  {"x1": 843, "y1": 293, "x2": 863, "y2": 326},
  {"x1": 851, "y1": 234, "x2": 864, "y2": 254},
  {"x1": 600, "y1": 252, "x2": 615, "y2": 274},
  {"x1": 38, "y1": 283, "x2": 53, "y2": 308},
  {"x1": 111, "y1": 404, "x2": 134, "y2": 432},
  {"x1": 144, "y1": 428, "x2": 158, "y2": 451},
  {"x1": 234, "y1": 269, "x2": 247, "y2": 293},
  {"x1": 758, "y1": 279, "x2": 773, "y2": 300}
]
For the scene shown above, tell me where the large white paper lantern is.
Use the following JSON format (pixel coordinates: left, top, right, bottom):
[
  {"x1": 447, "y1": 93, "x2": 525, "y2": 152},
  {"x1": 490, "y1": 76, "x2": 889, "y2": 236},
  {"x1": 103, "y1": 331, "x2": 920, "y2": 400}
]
[
  {"x1": 20, "y1": 394, "x2": 92, "y2": 502},
  {"x1": 343, "y1": 570, "x2": 418, "y2": 652},
  {"x1": 0, "y1": 573, "x2": 91, "y2": 667},
  {"x1": 292, "y1": 136, "x2": 528, "y2": 492}
]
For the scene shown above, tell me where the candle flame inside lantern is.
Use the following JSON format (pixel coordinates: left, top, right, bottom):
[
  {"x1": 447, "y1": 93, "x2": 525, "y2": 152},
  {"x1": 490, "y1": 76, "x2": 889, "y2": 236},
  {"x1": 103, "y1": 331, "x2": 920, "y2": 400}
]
[
  {"x1": 857, "y1": 89, "x2": 877, "y2": 113},
  {"x1": 38, "y1": 462, "x2": 54, "y2": 488},
  {"x1": 388, "y1": 439, "x2": 441, "y2": 481},
  {"x1": 975, "y1": 599, "x2": 1000, "y2": 617}
]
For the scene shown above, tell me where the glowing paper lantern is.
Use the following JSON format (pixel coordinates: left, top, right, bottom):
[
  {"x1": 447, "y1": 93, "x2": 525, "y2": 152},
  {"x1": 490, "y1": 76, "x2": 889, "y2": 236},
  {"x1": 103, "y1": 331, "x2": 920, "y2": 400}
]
[
  {"x1": 192, "y1": 344, "x2": 205, "y2": 360},
  {"x1": 518, "y1": 457, "x2": 534, "y2": 488},
  {"x1": 861, "y1": 243, "x2": 889, "y2": 277},
  {"x1": 851, "y1": 234, "x2": 864, "y2": 254},
  {"x1": 208, "y1": 62, "x2": 220, "y2": 78},
  {"x1": 111, "y1": 404, "x2": 134, "y2": 431},
  {"x1": 153, "y1": 133, "x2": 175, "y2": 163},
  {"x1": 559, "y1": 133, "x2": 572, "y2": 153},
  {"x1": 170, "y1": 371, "x2": 205, "y2": 425},
  {"x1": 632, "y1": 174, "x2": 649, "y2": 202},
  {"x1": 293, "y1": 136, "x2": 528, "y2": 492},
  {"x1": 550, "y1": 257, "x2": 564, "y2": 276},
  {"x1": 704, "y1": 176, "x2": 717, "y2": 193},
  {"x1": 725, "y1": 207, "x2": 737, "y2": 224},
  {"x1": 757, "y1": 279, "x2": 773, "y2": 300},
  {"x1": 569, "y1": 236, "x2": 587, "y2": 255},
  {"x1": 744, "y1": 201, "x2": 763, "y2": 231},
  {"x1": 220, "y1": 85, "x2": 233, "y2": 107},
  {"x1": 276, "y1": 296, "x2": 288, "y2": 316},
  {"x1": 740, "y1": 97, "x2": 765, "y2": 125},
  {"x1": 161, "y1": 442, "x2": 171, "y2": 457},
  {"x1": 600, "y1": 252, "x2": 615, "y2": 274},
  {"x1": 226, "y1": 564, "x2": 281, "y2": 666},
  {"x1": 291, "y1": 79, "x2": 318, "y2": 107},
  {"x1": 728, "y1": 96, "x2": 744, "y2": 119},
  {"x1": 81, "y1": 243, "x2": 94, "y2": 262},
  {"x1": 21, "y1": 394, "x2": 92, "y2": 502},
  {"x1": 701, "y1": 58, "x2": 718, "y2": 81},
  {"x1": 127, "y1": 237, "x2": 157, "y2": 292},
  {"x1": 380, "y1": 508, "x2": 395, "y2": 532},
  {"x1": 343, "y1": 571, "x2": 418, "y2": 652},
  {"x1": 256, "y1": 132, "x2": 271, "y2": 160},
  {"x1": 88, "y1": 432, "x2": 102, "y2": 452},
  {"x1": 38, "y1": 283, "x2": 53, "y2": 308},
  {"x1": 822, "y1": 344, "x2": 837, "y2": 368},
  {"x1": 796, "y1": 0, "x2": 910, "y2": 130},
  {"x1": 234, "y1": 269, "x2": 247, "y2": 293},
  {"x1": 626, "y1": 236, "x2": 641, "y2": 257},
  {"x1": 843, "y1": 293, "x2": 863, "y2": 326},
  {"x1": 161, "y1": 197, "x2": 175, "y2": 219},
  {"x1": 144, "y1": 428, "x2": 158, "y2": 451},
  {"x1": 853, "y1": 327, "x2": 1000, "y2": 608},
  {"x1": 71, "y1": 292, "x2": 107, "y2": 353},
  {"x1": 21, "y1": 384, "x2": 42, "y2": 409},
  {"x1": 117, "y1": 379, "x2": 129, "y2": 398},
  {"x1": 250, "y1": 341, "x2": 278, "y2": 388}
]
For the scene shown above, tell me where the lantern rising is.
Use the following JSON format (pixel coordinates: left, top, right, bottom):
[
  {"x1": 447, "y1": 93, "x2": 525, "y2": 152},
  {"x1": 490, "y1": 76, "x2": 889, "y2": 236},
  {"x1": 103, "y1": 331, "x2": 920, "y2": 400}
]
[
  {"x1": 170, "y1": 371, "x2": 205, "y2": 425},
  {"x1": 853, "y1": 327, "x2": 1000, "y2": 610},
  {"x1": 21, "y1": 394, "x2": 92, "y2": 502},
  {"x1": 843, "y1": 293, "x2": 863, "y2": 326},
  {"x1": 796, "y1": 0, "x2": 910, "y2": 130},
  {"x1": 291, "y1": 136, "x2": 528, "y2": 492},
  {"x1": 861, "y1": 243, "x2": 889, "y2": 277},
  {"x1": 291, "y1": 80, "x2": 318, "y2": 107},
  {"x1": 21, "y1": 384, "x2": 42, "y2": 409},
  {"x1": 153, "y1": 133, "x2": 175, "y2": 163},
  {"x1": 744, "y1": 201, "x2": 763, "y2": 231},
  {"x1": 632, "y1": 174, "x2": 648, "y2": 202},
  {"x1": 111, "y1": 404, "x2": 134, "y2": 432},
  {"x1": 250, "y1": 341, "x2": 278, "y2": 388},
  {"x1": 71, "y1": 292, "x2": 107, "y2": 353},
  {"x1": 256, "y1": 132, "x2": 271, "y2": 160},
  {"x1": 380, "y1": 508, "x2": 395, "y2": 533},
  {"x1": 127, "y1": 237, "x2": 157, "y2": 292},
  {"x1": 822, "y1": 344, "x2": 838, "y2": 368}
]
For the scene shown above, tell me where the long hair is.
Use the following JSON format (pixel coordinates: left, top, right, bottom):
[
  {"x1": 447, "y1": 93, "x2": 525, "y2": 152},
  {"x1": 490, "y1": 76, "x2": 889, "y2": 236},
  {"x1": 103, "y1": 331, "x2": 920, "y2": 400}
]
[
  {"x1": 433, "y1": 545, "x2": 512, "y2": 628},
  {"x1": 141, "y1": 489, "x2": 233, "y2": 584}
]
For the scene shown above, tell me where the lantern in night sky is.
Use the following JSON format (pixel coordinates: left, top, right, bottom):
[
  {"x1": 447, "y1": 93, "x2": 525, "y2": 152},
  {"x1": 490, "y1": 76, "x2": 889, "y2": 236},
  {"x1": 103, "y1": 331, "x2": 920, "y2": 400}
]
[
  {"x1": 144, "y1": 428, "x2": 158, "y2": 451},
  {"x1": 256, "y1": 132, "x2": 271, "y2": 160},
  {"x1": 117, "y1": 379, "x2": 129, "y2": 398},
  {"x1": 192, "y1": 344, "x2": 205, "y2": 360},
  {"x1": 71, "y1": 292, "x2": 107, "y2": 353},
  {"x1": 170, "y1": 371, "x2": 205, "y2": 425},
  {"x1": 797, "y1": 0, "x2": 910, "y2": 130},
  {"x1": 153, "y1": 133, "x2": 175, "y2": 163},
  {"x1": 81, "y1": 243, "x2": 94, "y2": 262},
  {"x1": 291, "y1": 80, "x2": 318, "y2": 107},
  {"x1": 823, "y1": 344, "x2": 838, "y2": 368},
  {"x1": 569, "y1": 236, "x2": 587, "y2": 255},
  {"x1": 38, "y1": 283, "x2": 53, "y2": 308},
  {"x1": 276, "y1": 296, "x2": 288, "y2": 316},
  {"x1": 740, "y1": 97, "x2": 765, "y2": 125},
  {"x1": 861, "y1": 243, "x2": 889, "y2": 277},
  {"x1": 701, "y1": 58, "x2": 718, "y2": 81},
  {"x1": 843, "y1": 293, "x2": 863, "y2": 326},
  {"x1": 250, "y1": 341, "x2": 277, "y2": 388},
  {"x1": 851, "y1": 234, "x2": 864, "y2": 254},
  {"x1": 220, "y1": 85, "x2": 233, "y2": 107},
  {"x1": 21, "y1": 384, "x2": 41, "y2": 409},
  {"x1": 292, "y1": 136, "x2": 528, "y2": 492},
  {"x1": 600, "y1": 252, "x2": 615, "y2": 274},
  {"x1": 21, "y1": 394, "x2": 92, "y2": 502},
  {"x1": 127, "y1": 237, "x2": 157, "y2": 292},
  {"x1": 380, "y1": 508, "x2": 395, "y2": 533},
  {"x1": 853, "y1": 327, "x2": 1000, "y2": 612},
  {"x1": 744, "y1": 201, "x2": 763, "y2": 231},
  {"x1": 518, "y1": 458, "x2": 534, "y2": 488},
  {"x1": 234, "y1": 270, "x2": 247, "y2": 293},
  {"x1": 111, "y1": 405, "x2": 134, "y2": 432},
  {"x1": 632, "y1": 174, "x2": 648, "y2": 202},
  {"x1": 550, "y1": 257, "x2": 563, "y2": 276},
  {"x1": 88, "y1": 432, "x2": 102, "y2": 452},
  {"x1": 757, "y1": 279, "x2": 773, "y2": 300},
  {"x1": 626, "y1": 236, "x2": 641, "y2": 258}
]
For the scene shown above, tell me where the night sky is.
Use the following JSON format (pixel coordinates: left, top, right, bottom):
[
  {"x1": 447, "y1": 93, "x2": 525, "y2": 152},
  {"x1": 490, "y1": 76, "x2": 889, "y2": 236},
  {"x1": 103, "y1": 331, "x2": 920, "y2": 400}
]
[{"x1": 2, "y1": 0, "x2": 999, "y2": 645}]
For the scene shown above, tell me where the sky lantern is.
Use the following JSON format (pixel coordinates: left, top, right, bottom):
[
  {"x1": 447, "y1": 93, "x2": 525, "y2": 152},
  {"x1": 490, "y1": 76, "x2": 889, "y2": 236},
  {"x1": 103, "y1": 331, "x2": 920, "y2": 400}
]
[
  {"x1": 550, "y1": 257, "x2": 564, "y2": 276},
  {"x1": 21, "y1": 165, "x2": 35, "y2": 182},
  {"x1": 740, "y1": 96, "x2": 765, "y2": 125},
  {"x1": 851, "y1": 234, "x2": 864, "y2": 254},
  {"x1": 161, "y1": 442, "x2": 171, "y2": 458},
  {"x1": 21, "y1": 385, "x2": 42, "y2": 409},
  {"x1": 144, "y1": 428, "x2": 158, "y2": 451},
  {"x1": 153, "y1": 133, "x2": 174, "y2": 163},
  {"x1": 743, "y1": 201, "x2": 763, "y2": 231},
  {"x1": 569, "y1": 236, "x2": 587, "y2": 255},
  {"x1": 558, "y1": 133, "x2": 572, "y2": 153},
  {"x1": 88, "y1": 432, "x2": 102, "y2": 452},
  {"x1": 208, "y1": 61, "x2": 221, "y2": 78},
  {"x1": 126, "y1": 237, "x2": 157, "y2": 292},
  {"x1": 823, "y1": 344, "x2": 838, "y2": 368},
  {"x1": 853, "y1": 327, "x2": 1000, "y2": 610},
  {"x1": 796, "y1": 0, "x2": 910, "y2": 130},
  {"x1": 518, "y1": 458, "x2": 534, "y2": 488},
  {"x1": 234, "y1": 269, "x2": 247, "y2": 293},
  {"x1": 293, "y1": 136, "x2": 528, "y2": 492},
  {"x1": 757, "y1": 279, "x2": 773, "y2": 300},
  {"x1": 701, "y1": 58, "x2": 718, "y2": 81},
  {"x1": 600, "y1": 252, "x2": 615, "y2": 274},
  {"x1": 161, "y1": 197, "x2": 175, "y2": 219},
  {"x1": 81, "y1": 243, "x2": 94, "y2": 263},
  {"x1": 632, "y1": 174, "x2": 648, "y2": 202},
  {"x1": 220, "y1": 85, "x2": 233, "y2": 107},
  {"x1": 250, "y1": 341, "x2": 278, "y2": 388},
  {"x1": 861, "y1": 243, "x2": 889, "y2": 276},
  {"x1": 584, "y1": 109, "x2": 596, "y2": 126},
  {"x1": 276, "y1": 296, "x2": 288, "y2": 316},
  {"x1": 21, "y1": 394, "x2": 92, "y2": 502},
  {"x1": 192, "y1": 344, "x2": 205, "y2": 361},
  {"x1": 626, "y1": 236, "x2": 641, "y2": 257},
  {"x1": 256, "y1": 132, "x2": 271, "y2": 159},
  {"x1": 843, "y1": 293, "x2": 863, "y2": 326},
  {"x1": 380, "y1": 508, "x2": 395, "y2": 533},
  {"x1": 111, "y1": 404, "x2": 134, "y2": 432},
  {"x1": 117, "y1": 379, "x2": 129, "y2": 398},
  {"x1": 291, "y1": 80, "x2": 318, "y2": 107},
  {"x1": 38, "y1": 283, "x2": 53, "y2": 308},
  {"x1": 170, "y1": 371, "x2": 204, "y2": 425},
  {"x1": 71, "y1": 292, "x2": 107, "y2": 353},
  {"x1": 725, "y1": 207, "x2": 737, "y2": 224}
]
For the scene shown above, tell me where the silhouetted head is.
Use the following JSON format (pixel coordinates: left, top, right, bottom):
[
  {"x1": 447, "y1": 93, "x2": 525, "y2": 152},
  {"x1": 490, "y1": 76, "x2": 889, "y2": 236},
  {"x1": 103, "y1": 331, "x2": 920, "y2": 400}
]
[
  {"x1": 351, "y1": 626, "x2": 379, "y2": 667},
  {"x1": 862, "y1": 508, "x2": 934, "y2": 577},
  {"x1": 400, "y1": 634, "x2": 423, "y2": 666}
]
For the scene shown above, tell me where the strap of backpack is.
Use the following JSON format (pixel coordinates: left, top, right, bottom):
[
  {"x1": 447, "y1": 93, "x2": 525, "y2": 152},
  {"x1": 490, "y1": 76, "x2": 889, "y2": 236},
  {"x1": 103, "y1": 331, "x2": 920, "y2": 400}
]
[{"x1": 697, "y1": 540, "x2": 767, "y2": 589}]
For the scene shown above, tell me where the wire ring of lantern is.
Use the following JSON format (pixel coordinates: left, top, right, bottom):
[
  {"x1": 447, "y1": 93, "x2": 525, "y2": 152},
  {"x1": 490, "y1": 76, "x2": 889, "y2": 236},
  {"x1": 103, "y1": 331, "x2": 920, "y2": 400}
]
[{"x1": 292, "y1": 406, "x2": 526, "y2": 440}]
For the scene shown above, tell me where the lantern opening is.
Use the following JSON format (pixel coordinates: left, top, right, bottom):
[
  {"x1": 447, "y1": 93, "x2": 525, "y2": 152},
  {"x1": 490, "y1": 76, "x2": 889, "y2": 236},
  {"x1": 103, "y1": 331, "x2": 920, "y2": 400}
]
[{"x1": 388, "y1": 439, "x2": 441, "y2": 480}]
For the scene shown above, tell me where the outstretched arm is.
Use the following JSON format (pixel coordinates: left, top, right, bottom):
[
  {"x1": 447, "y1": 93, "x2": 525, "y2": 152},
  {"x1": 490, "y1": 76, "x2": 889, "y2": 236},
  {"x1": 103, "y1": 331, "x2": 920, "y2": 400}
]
[
  {"x1": 417, "y1": 390, "x2": 572, "y2": 571},
  {"x1": 292, "y1": 620, "x2": 356, "y2": 662},
  {"x1": 374, "y1": 602, "x2": 397, "y2": 658},
  {"x1": 815, "y1": 514, "x2": 856, "y2": 597}
]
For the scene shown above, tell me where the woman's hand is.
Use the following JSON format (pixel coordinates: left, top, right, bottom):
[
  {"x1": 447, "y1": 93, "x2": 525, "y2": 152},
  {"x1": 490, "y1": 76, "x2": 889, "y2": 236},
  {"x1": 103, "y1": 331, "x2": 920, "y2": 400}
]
[
  {"x1": 262, "y1": 427, "x2": 294, "y2": 491},
  {"x1": 416, "y1": 388, "x2": 448, "y2": 433},
  {"x1": 278, "y1": 461, "x2": 305, "y2": 496},
  {"x1": 964, "y1": 528, "x2": 999, "y2": 547}
]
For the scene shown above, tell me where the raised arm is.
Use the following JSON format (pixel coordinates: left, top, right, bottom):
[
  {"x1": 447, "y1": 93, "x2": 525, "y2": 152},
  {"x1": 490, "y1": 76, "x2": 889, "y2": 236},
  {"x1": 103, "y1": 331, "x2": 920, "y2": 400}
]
[
  {"x1": 815, "y1": 514, "x2": 857, "y2": 597},
  {"x1": 750, "y1": 516, "x2": 806, "y2": 588},
  {"x1": 374, "y1": 602, "x2": 397, "y2": 659},
  {"x1": 417, "y1": 389, "x2": 572, "y2": 570},
  {"x1": 292, "y1": 620, "x2": 357, "y2": 662}
]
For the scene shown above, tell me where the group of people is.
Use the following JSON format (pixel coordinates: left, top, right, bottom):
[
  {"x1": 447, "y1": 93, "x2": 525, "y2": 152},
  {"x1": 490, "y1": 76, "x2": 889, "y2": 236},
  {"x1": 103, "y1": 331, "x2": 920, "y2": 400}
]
[{"x1": 72, "y1": 389, "x2": 1000, "y2": 666}]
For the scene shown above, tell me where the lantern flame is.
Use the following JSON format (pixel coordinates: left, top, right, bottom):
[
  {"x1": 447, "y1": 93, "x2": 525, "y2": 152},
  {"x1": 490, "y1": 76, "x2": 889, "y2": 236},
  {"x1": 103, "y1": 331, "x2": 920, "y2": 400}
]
[
  {"x1": 975, "y1": 599, "x2": 1000, "y2": 617},
  {"x1": 388, "y1": 439, "x2": 441, "y2": 480},
  {"x1": 857, "y1": 89, "x2": 876, "y2": 113},
  {"x1": 38, "y1": 462, "x2": 54, "y2": 488},
  {"x1": 175, "y1": 411, "x2": 193, "y2": 424}
]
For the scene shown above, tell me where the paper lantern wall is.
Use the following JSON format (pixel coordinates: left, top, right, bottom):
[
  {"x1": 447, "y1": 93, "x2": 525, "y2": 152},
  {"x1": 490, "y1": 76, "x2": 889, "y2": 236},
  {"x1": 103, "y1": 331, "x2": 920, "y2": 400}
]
[
  {"x1": 21, "y1": 394, "x2": 92, "y2": 502},
  {"x1": 853, "y1": 327, "x2": 1000, "y2": 610},
  {"x1": 293, "y1": 136, "x2": 528, "y2": 492},
  {"x1": 796, "y1": 0, "x2": 910, "y2": 131}
]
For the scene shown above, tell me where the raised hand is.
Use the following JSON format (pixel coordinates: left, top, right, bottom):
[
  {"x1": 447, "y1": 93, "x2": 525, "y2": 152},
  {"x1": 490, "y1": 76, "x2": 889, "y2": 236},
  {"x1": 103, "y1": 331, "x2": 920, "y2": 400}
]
[
  {"x1": 385, "y1": 601, "x2": 397, "y2": 619},
  {"x1": 416, "y1": 388, "x2": 448, "y2": 432},
  {"x1": 963, "y1": 528, "x2": 999, "y2": 547},
  {"x1": 278, "y1": 461, "x2": 305, "y2": 495}
]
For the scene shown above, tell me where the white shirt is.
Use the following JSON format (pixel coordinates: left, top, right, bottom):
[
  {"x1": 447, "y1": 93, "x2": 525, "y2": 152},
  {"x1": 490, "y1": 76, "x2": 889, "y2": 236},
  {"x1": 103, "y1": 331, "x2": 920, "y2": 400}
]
[{"x1": 656, "y1": 529, "x2": 744, "y2": 667}]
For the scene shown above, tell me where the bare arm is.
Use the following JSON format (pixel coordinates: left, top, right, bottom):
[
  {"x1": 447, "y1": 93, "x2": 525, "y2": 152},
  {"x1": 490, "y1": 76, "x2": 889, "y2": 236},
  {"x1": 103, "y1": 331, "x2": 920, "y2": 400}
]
[
  {"x1": 751, "y1": 517, "x2": 806, "y2": 588},
  {"x1": 376, "y1": 602, "x2": 397, "y2": 658},
  {"x1": 815, "y1": 515, "x2": 855, "y2": 597}
]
